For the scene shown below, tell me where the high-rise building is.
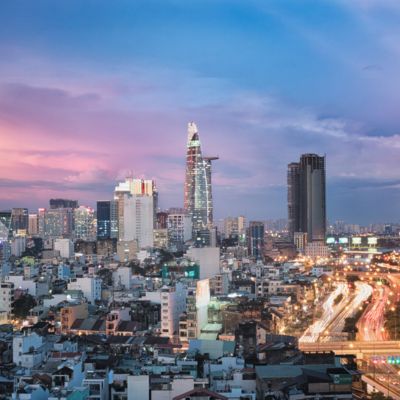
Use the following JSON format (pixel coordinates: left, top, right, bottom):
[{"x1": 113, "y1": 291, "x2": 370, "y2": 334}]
[
  {"x1": 0, "y1": 211, "x2": 12, "y2": 240},
  {"x1": 28, "y1": 214, "x2": 39, "y2": 236},
  {"x1": 224, "y1": 216, "x2": 246, "y2": 238},
  {"x1": 184, "y1": 122, "x2": 218, "y2": 246},
  {"x1": 97, "y1": 200, "x2": 118, "y2": 239},
  {"x1": 287, "y1": 153, "x2": 326, "y2": 242},
  {"x1": 114, "y1": 177, "x2": 157, "y2": 240},
  {"x1": 120, "y1": 194, "x2": 154, "y2": 248},
  {"x1": 38, "y1": 208, "x2": 74, "y2": 239},
  {"x1": 167, "y1": 208, "x2": 192, "y2": 251},
  {"x1": 287, "y1": 162, "x2": 301, "y2": 239},
  {"x1": 248, "y1": 221, "x2": 265, "y2": 259},
  {"x1": 74, "y1": 206, "x2": 96, "y2": 241},
  {"x1": 50, "y1": 199, "x2": 78, "y2": 209},
  {"x1": 156, "y1": 211, "x2": 168, "y2": 229},
  {"x1": 11, "y1": 208, "x2": 29, "y2": 233}
]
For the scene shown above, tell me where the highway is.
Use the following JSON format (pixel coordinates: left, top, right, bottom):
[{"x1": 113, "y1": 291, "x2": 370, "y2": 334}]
[
  {"x1": 299, "y1": 282, "x2": 349, "y2": 343},
  {"x1": 323, "y1": 281, "x2": 372, "y2": 341},
  {"x1": 357, "y1": 284, "x2": 389, "y2": 341}
]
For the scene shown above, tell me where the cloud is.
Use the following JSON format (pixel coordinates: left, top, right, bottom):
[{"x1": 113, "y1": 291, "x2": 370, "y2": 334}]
[{"x1": 0, "y1": 59, "x2": 399, "y2": 222}]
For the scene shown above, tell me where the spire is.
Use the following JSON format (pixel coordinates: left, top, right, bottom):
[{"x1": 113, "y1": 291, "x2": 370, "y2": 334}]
[{"x1": 187, "y1": 122, "x2": 199, "y2": 145}]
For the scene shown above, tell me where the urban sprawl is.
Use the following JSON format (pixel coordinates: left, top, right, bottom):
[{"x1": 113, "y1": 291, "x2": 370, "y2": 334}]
[{"x1": 2, "y1": 123, "x2": 400, "y2": 400}]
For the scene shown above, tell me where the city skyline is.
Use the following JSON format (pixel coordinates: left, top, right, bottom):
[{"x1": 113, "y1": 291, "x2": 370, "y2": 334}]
[{"x1": 1, "y1": 1, "x2": 400, "y2": 223}]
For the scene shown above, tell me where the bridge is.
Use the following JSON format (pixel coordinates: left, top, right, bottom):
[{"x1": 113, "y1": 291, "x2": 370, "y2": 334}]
[{"x1": 299, "y1": 340, "x2": 400, "y2": 356}]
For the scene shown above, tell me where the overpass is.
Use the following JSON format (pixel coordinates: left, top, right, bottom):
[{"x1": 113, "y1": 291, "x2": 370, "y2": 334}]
[{"x1": 299, "y1": 340, "x2": 400, "y2": 356}]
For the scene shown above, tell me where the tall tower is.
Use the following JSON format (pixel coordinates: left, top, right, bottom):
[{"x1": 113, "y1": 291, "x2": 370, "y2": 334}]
[
  {"x1": 184, "y1": 122, "x2": 218, "y2": 245},
  {"x1": 287, "y1": 162, "x2": 300, "y2": 239},
  {"x1": 287, "y1": 154, "x2": 326, "y2": 243}
]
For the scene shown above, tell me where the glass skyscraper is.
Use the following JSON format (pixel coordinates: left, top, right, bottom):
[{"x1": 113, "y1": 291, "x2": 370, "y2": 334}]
[
  {"x1": 184, "y1": 122, "x2": 218, "y2": 245},
  {"x1": 97, "y1": 200, "x2": 118, "y2": 239}
]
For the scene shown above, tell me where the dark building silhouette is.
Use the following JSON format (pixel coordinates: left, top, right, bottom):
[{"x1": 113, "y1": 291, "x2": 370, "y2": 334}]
[
  {"x1": 248, "y1": 221, "x2": 265, "y2": 259},
  {"x1": 287, "y1": 154, "x2": 326, "y2": 242},
  {"x1": 50, "y1": 199, "x2": 78, "y2": 209}
]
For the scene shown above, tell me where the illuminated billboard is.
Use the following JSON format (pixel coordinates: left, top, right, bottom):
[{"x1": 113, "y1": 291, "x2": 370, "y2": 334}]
[
  {"x1": 352, "y1": 237, "x2": 362, "y2": 245},
  {"x1": 339, "y1": 237, "x2": 348, "y2": 244},
  {"x1": 326, "y1": 237, "x2": 336, "y2": 244},
  {"x1": 368, "y1": 237, "x2": 378, "y2": 246}
]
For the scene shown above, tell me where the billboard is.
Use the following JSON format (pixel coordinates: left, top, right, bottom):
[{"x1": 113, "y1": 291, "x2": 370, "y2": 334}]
[
  {"x1": 339, "y1": 237, "x2": 349, "y2": 244},
  {"x1": 368, "y1": 237, "x2": 378, "y2": 246},
  {"x1": 352, "y1": 237, "x2": 362, "y2": 245},
  {"x1": 326, "y1": 237, "x2": 336, "y2": 244}
]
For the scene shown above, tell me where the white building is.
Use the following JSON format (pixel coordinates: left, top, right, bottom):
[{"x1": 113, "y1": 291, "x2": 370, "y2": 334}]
[
  {"x1": 182, "y1": 279, "x2": 211, "y2": 340},
  {"x1": 115, "y1": 177, "x2": 157, "y2": 242},
  {"x1": 121, "y1": 194, "x2": 154, "y2": 248},
  {"x1": 127, "y1": 375, "x2": 149, "y2": 400},
  {"x1": 13, "y1": 332, "x2": 44, "y2": 368},
  {"x1": 160, "y1": 282, "x2": 187, "y2": 338},
  {"x1": 67, "y1": 277, "x2": 101, "y2": 304},
  {"x1": 0, "y1": 281, "x2": 14, "y2": 322},
  {"x1": 305, "y1": 241, "x2": 330, "y2": 259},
  {"x1": 186, "y1": 247, "x2": 220, "y2": 279},
  {"x1": 54, "y1": 238, "x2": 74, "y2": 259}
]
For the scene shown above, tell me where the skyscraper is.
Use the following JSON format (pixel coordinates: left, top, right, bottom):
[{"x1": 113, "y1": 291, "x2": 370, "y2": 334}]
[
  {"x1": 74, "y1": 206, "x2": 96, "y2": 241},
  {"x1": 184, "y1": 122, "x2": 218, "y2": 246},
  {"x1": 97, "y1": 200, "x2": 118, "y2": 240},
  {"x1": 11, "y1": 208, "x2": 29, "y2": 233},
  {"x1": 287, "y1": 153, "x2": 326, "y2": 242},
  {"x1": 114, "y1": 177, "x2": 158, "y2": 239},
  {"x1": 248, "y1": 221, "x2": 265, "y2": 259},
  {"x1": 0, "y1": 211, "x2": 12, "y2": 240},
  {"x1": 287, "y1": 162, "x2": 301, "y2": 239}
]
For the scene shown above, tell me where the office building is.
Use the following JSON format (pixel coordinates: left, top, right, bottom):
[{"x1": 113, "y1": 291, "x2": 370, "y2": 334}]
[
  {"x1": 224, "y1": 216, "x2": 246, "y2": 238},
  {"x1": 120, "y1": 194, "x2": 154, "y2": 248},
  {"x1": 114, "y1": 177, "x2": 158, "y2": 241},
  {"x1": 167, "y1": 208, "x2": 192, "y2": 251},
  {"x1": 97, "y1": 200, "x2": 118, "y2": 239},
  {"x1": 28, "y1": 213, "x2": 39, "y2": 236},
  {"x1": 287, "y1": 154, "x2": 326, "y2": 242},
  {"x1": 74, "y1": 205, "x2": 96, "y2": 241},
  {"x1": 38, "y1": 208, "x2": 74, "y2": 239},
  {"x1": 0, "y1": 211, "x2": 11, "y2": 240},
  {"x1": 184, "y1": 122, "x2": 218, "y2": 245},
  {"x1": 156, "y1": 211, "x2": 168, "y2": 229},
  {"x1": 11, "y1": 208, "x2": 29, "y2": 234},
  {"x1": 248, "y1": 221, "x2": 265, "y2": 259},
  {"x1": 114, "y1": 177, "x2": 158, "y2": 238}
]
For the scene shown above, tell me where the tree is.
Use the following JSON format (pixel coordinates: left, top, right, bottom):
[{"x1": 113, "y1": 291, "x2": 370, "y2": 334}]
[{"x1": 13, "y1": 294, "x2": 36, "y2": 319}]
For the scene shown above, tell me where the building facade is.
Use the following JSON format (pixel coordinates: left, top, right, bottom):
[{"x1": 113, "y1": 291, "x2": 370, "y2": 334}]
[{"x1": 288, "y1": 154, "x2": 326, "y2": 243}]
